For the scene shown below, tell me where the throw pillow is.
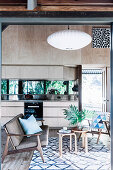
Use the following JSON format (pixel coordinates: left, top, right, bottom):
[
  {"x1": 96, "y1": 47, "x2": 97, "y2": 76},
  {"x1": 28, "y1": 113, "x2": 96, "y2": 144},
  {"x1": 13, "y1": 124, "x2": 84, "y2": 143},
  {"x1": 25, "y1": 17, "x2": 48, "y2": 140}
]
[{"x1": 19, "y1": 114, "x2": 42, "y2": 136}]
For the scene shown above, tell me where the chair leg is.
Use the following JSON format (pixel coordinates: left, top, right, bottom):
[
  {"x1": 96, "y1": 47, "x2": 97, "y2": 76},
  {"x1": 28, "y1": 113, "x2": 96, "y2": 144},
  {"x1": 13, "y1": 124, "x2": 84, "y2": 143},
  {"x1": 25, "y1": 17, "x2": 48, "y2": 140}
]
[
  {"x1": 37, "y1": 136, "x2": 44, "y2": 163},
  {"x1": 97, "y1": 129, "x2": 102, "y2": 144},
  {"x1": 2, "y1": 136, "x2": 10, "y2": 163}
]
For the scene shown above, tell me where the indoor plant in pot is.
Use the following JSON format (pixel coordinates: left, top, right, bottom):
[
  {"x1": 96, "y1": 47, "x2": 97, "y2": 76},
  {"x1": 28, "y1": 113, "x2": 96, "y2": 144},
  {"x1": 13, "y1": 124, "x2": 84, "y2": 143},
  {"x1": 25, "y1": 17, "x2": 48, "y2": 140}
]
[{"x1": 63, "y1": 105, "x2": 86, "y2": 130}]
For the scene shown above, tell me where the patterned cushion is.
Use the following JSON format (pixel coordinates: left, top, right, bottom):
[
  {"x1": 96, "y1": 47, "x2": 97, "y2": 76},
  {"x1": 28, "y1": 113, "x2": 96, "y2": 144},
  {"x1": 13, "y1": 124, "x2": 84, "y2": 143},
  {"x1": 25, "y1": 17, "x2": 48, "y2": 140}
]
[
  {"x1": 5, "y1": 114, "x2": 24, "y2": 147},
  {"x1": 91, "y1": 114, "x2": 106, "y2": 129}
]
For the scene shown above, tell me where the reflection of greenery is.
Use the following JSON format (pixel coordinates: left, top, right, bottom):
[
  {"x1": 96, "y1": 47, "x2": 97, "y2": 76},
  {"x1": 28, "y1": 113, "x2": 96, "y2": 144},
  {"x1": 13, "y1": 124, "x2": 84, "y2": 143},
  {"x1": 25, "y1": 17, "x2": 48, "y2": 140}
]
[
  {"x1": 23, "y1": 81, "x2": 44, "y2": 94},
  {"x1": 1, "y1": 80, "x2": 7, "y2": 94},
  {"x1": 1, "y1": 79, "x2": 75, "y2": 95},
  {"x1": 1, "y1": 80, "x2": 18, "y2": 94},
  {"x1": 69, "y1": 81, "x2": 74, "y2": 94},
  {"x1": 9, "y1": 80, "x2": 18, "y2": 94},
  {"x1": 46, "y1": 81, "x2": 66, "y2": 94},
  {"x1": 35, "y1": 81, "x2": 44, "y2": 94}
]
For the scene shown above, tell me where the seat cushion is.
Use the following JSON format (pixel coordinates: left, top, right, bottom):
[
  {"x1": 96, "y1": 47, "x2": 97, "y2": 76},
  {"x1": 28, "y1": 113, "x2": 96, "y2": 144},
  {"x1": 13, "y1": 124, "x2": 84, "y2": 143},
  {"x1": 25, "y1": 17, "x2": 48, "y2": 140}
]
[
  {"x1": 5, "y1": 114, "x2": 24, "y2": 147},
  {"x1": 16, "y1": 125, "x2": 49, "y2": 149},
  {"x1": 16, "y1": 136, "x2": 38, "y2": 149},
  {"x1": 40, "y1": 125, "x2": 49, "y2": 146}
]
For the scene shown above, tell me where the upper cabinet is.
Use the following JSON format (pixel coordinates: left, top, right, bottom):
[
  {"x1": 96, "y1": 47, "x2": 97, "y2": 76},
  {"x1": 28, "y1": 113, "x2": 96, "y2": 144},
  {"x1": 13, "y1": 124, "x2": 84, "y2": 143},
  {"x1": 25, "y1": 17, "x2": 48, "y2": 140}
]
[{"x1": 2, "y1": 65, "x2": 76, "y2": 80}]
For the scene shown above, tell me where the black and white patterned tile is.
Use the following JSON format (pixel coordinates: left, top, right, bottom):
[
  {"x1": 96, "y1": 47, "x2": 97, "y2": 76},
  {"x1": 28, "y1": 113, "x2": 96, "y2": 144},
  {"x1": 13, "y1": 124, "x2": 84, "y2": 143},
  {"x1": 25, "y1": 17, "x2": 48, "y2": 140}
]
[
  {"x1": 92, "y1": 28, "x2": 110, "y2": 48},
  {"x1": 29, "y1": 137, "x2": 110, "y2": 170}
]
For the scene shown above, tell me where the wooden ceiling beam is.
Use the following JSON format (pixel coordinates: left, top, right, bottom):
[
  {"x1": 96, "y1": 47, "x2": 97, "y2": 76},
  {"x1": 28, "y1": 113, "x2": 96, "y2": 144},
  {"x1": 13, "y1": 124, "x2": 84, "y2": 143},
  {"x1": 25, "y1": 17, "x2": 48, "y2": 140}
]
[
  {"x1": 38, "y1": 0, "x2": 113, "y2": 6},
  {"x1": 0, "y1": 0, "x2": 112, "y2": 5},
  {"x1": 0, "y1": 0, "x2": 27, "y2": 4},
  {"x1": 0, "y1": 0, "x2": 113, "y2": 11},
  {"x1": 37, "y1": 5, "x2": 113, "y2": 12}
]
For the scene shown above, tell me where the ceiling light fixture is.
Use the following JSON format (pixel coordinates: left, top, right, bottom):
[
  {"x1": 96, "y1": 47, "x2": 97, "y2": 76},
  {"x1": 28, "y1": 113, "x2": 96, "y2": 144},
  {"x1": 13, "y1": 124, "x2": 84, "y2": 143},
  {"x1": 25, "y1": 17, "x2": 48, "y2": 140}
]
[{"x1": 47, "y1": 26, "x2": 92, "y2": 50}]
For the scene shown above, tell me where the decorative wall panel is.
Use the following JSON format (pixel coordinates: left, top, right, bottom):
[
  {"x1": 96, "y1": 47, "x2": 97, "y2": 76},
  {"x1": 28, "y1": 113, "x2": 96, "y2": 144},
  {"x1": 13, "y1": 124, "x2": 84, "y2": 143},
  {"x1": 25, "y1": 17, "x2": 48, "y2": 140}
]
[{"x1": 92, "y1": 28, "x2": 110, "y2": 48}]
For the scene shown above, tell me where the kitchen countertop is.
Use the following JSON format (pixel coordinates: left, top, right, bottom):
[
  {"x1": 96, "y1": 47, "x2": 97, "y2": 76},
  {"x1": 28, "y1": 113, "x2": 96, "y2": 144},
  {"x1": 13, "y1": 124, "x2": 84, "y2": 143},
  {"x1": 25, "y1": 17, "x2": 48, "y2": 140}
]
[{"x1": 1, "y1": 100, "x2": 78, "y2": 102}]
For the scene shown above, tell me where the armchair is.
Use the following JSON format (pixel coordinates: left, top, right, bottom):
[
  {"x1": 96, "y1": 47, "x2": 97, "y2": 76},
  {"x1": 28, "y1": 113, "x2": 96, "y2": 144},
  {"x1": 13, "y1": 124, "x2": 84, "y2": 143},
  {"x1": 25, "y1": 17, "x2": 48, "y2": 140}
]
[{"x1": 87, "y1": 112, "x2": 110, "y2": 144}]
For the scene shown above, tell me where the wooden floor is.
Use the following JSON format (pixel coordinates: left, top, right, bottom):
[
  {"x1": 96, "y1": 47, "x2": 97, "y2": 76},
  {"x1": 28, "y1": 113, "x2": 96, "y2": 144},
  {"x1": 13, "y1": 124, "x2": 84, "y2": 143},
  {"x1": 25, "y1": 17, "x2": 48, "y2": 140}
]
[
  {"x1": 1, "y1": 128, "x2": 110, "y2": 170},
  {"x1": 1, "y1": 129, "x2": 33, "y2": 170},
  {"x1": 1, "y1": 128, "x2": 59, "y2": 170}
]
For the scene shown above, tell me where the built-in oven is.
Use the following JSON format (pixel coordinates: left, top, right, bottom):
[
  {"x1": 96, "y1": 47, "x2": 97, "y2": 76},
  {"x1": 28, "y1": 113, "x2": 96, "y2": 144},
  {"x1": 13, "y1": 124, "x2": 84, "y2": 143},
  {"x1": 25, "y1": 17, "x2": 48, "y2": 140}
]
[{"x1": 24, "y1": 102, "x2": 43, "y2": 120}]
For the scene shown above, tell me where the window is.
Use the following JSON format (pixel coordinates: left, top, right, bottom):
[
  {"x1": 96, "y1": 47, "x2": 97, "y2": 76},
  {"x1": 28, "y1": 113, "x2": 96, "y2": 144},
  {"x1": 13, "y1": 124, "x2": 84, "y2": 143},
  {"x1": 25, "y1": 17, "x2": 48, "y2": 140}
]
[{"x1": 82, "y1": 69, "x2": 102, "y2": 112}]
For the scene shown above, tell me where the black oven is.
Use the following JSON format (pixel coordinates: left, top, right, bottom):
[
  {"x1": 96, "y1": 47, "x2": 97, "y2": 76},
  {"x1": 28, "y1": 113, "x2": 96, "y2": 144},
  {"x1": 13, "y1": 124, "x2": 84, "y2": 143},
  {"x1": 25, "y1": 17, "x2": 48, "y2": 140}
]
[{"x1": 24, "y1": 102, "x2": 43, "y2": 120}]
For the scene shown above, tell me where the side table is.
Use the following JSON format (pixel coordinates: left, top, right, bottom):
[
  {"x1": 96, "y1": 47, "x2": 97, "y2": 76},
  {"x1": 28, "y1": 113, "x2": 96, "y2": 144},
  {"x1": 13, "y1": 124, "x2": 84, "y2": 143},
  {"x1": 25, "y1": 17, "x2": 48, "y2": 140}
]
[
  {"x1": 72, "y1": 130, "x2": 88, "y2": 153},
  {"x1": 57, "y1": 132, "x2": 77, "y2": 157}
]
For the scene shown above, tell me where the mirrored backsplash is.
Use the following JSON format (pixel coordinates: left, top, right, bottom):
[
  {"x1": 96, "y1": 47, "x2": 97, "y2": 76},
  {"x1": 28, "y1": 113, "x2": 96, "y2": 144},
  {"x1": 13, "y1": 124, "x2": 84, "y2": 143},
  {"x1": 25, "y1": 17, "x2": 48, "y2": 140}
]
[{"x1": 1, "y1": 79, "x2": 79, "y2": 101}]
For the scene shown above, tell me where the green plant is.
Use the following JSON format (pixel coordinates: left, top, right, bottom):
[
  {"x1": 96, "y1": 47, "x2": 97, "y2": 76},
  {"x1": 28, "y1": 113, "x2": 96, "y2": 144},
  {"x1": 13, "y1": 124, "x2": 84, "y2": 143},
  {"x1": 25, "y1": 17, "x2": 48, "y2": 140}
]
[
  {"x1": 85, "y1": 110, "x2": 96, "y2": 119},
  {"x1": 63, "y1": 105, "x2": 86, "y2": 126}
]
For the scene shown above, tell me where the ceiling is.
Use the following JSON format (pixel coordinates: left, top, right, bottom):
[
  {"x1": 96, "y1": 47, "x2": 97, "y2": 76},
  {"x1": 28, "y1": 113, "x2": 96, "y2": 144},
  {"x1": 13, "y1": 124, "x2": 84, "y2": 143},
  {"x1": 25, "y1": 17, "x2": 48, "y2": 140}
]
[
  {"x1": 0, "y1": 0, "x2": 112, "y2": 5},
  {"x1": 0, "y1": 0, "x2": 113, "y2": 11}
]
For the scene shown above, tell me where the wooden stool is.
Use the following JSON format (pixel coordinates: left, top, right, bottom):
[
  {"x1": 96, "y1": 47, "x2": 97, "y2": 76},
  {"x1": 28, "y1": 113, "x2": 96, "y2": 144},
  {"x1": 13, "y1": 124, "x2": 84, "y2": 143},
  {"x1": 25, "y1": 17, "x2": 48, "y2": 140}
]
[
  {"x1": 57, "y1": 132, "x2": 77, "y2": 157},
  {"x1": 72, "y1": 130, "x2": 88, "y2": 153}
]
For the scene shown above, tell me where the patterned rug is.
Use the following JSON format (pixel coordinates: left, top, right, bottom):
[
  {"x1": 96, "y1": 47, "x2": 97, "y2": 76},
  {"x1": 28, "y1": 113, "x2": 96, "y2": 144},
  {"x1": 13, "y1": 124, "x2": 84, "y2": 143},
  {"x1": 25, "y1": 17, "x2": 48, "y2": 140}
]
[{"x1": 29, "y1": 137, "x2": 110, "y2": 170}]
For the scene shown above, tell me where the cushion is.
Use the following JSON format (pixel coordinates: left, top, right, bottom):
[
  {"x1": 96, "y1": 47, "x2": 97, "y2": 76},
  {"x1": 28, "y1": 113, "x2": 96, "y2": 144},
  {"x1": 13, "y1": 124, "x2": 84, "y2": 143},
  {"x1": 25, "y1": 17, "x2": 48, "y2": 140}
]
[
  {"x1": 91, "y1": 114, "x2": 106, "y2": 129},
  {"x1": 19, "y1": 115, "x2": 42, "y2": 136},
  {"x1": 16, "y1": 136, "x2": 38, "y2": 149},
  {"x1": 40, "y1": 125, "x2": 49, "y2": 146},
  {"x1": 23, "y1": 114, "x2": 42, "y2": 126},
  {"x1": 5, "y1": 114, "x2": 24, "y2": 147},
  {"x1": 16, "y1": 125, "x2": 49, "y2": 149}
]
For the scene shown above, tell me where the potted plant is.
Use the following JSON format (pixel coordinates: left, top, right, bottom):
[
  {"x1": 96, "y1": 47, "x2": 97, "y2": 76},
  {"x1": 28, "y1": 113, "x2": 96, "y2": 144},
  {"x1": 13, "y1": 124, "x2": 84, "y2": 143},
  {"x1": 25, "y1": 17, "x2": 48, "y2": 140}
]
[{"x1": 63, "y1": 105, "x2": 86, "y2": 130}]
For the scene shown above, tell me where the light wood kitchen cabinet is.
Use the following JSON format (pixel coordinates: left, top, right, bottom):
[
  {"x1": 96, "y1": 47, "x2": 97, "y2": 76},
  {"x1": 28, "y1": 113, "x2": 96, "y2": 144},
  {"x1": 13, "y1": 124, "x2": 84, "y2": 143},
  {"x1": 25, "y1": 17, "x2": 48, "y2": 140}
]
[
  {"x1": 1, "y1": 101, "x2": 78, "y2": 128},
  {"x1": 2, "y1": 65, "x2": 76, "y2": 80},
  {"x1": 43, "y1": 101, "x2": 78, "y2": 127}
]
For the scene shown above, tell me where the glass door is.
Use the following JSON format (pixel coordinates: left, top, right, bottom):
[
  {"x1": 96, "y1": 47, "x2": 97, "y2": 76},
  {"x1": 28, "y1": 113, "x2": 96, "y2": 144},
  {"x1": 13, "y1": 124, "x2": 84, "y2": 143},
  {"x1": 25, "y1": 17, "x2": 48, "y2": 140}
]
[{"x1": 82, "y1": 69, "x2": 102, "y2": 112}]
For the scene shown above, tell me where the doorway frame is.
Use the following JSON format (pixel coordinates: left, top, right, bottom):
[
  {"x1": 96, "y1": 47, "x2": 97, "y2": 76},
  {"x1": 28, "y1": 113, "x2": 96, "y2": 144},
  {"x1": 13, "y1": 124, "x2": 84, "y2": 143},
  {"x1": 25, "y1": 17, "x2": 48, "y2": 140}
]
[{"x1": 0, "y1": 17, "x2": 113, "y2": 169}]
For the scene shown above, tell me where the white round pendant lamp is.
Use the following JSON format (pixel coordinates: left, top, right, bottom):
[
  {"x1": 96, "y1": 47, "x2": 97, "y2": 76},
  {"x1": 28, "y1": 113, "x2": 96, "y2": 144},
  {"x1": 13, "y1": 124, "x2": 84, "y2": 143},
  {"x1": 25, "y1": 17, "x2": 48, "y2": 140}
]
[{"x1": 47, "y1": 29, "x2": 92, "y2": 50}]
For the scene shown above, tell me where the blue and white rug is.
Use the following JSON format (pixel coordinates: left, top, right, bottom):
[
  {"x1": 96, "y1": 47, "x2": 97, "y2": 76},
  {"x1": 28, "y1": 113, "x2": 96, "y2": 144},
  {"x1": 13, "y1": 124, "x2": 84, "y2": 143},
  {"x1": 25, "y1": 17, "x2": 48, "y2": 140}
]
[{"x1": 29, "y1": 137, "x2": 110, "y2": 170}]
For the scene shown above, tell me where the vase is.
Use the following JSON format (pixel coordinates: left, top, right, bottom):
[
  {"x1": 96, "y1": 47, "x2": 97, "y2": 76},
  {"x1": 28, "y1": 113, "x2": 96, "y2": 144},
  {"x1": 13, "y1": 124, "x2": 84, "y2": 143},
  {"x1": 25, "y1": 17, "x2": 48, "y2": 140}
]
[{"x1": 72, "y1": 122, "x2": 83, "y2": 131}]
